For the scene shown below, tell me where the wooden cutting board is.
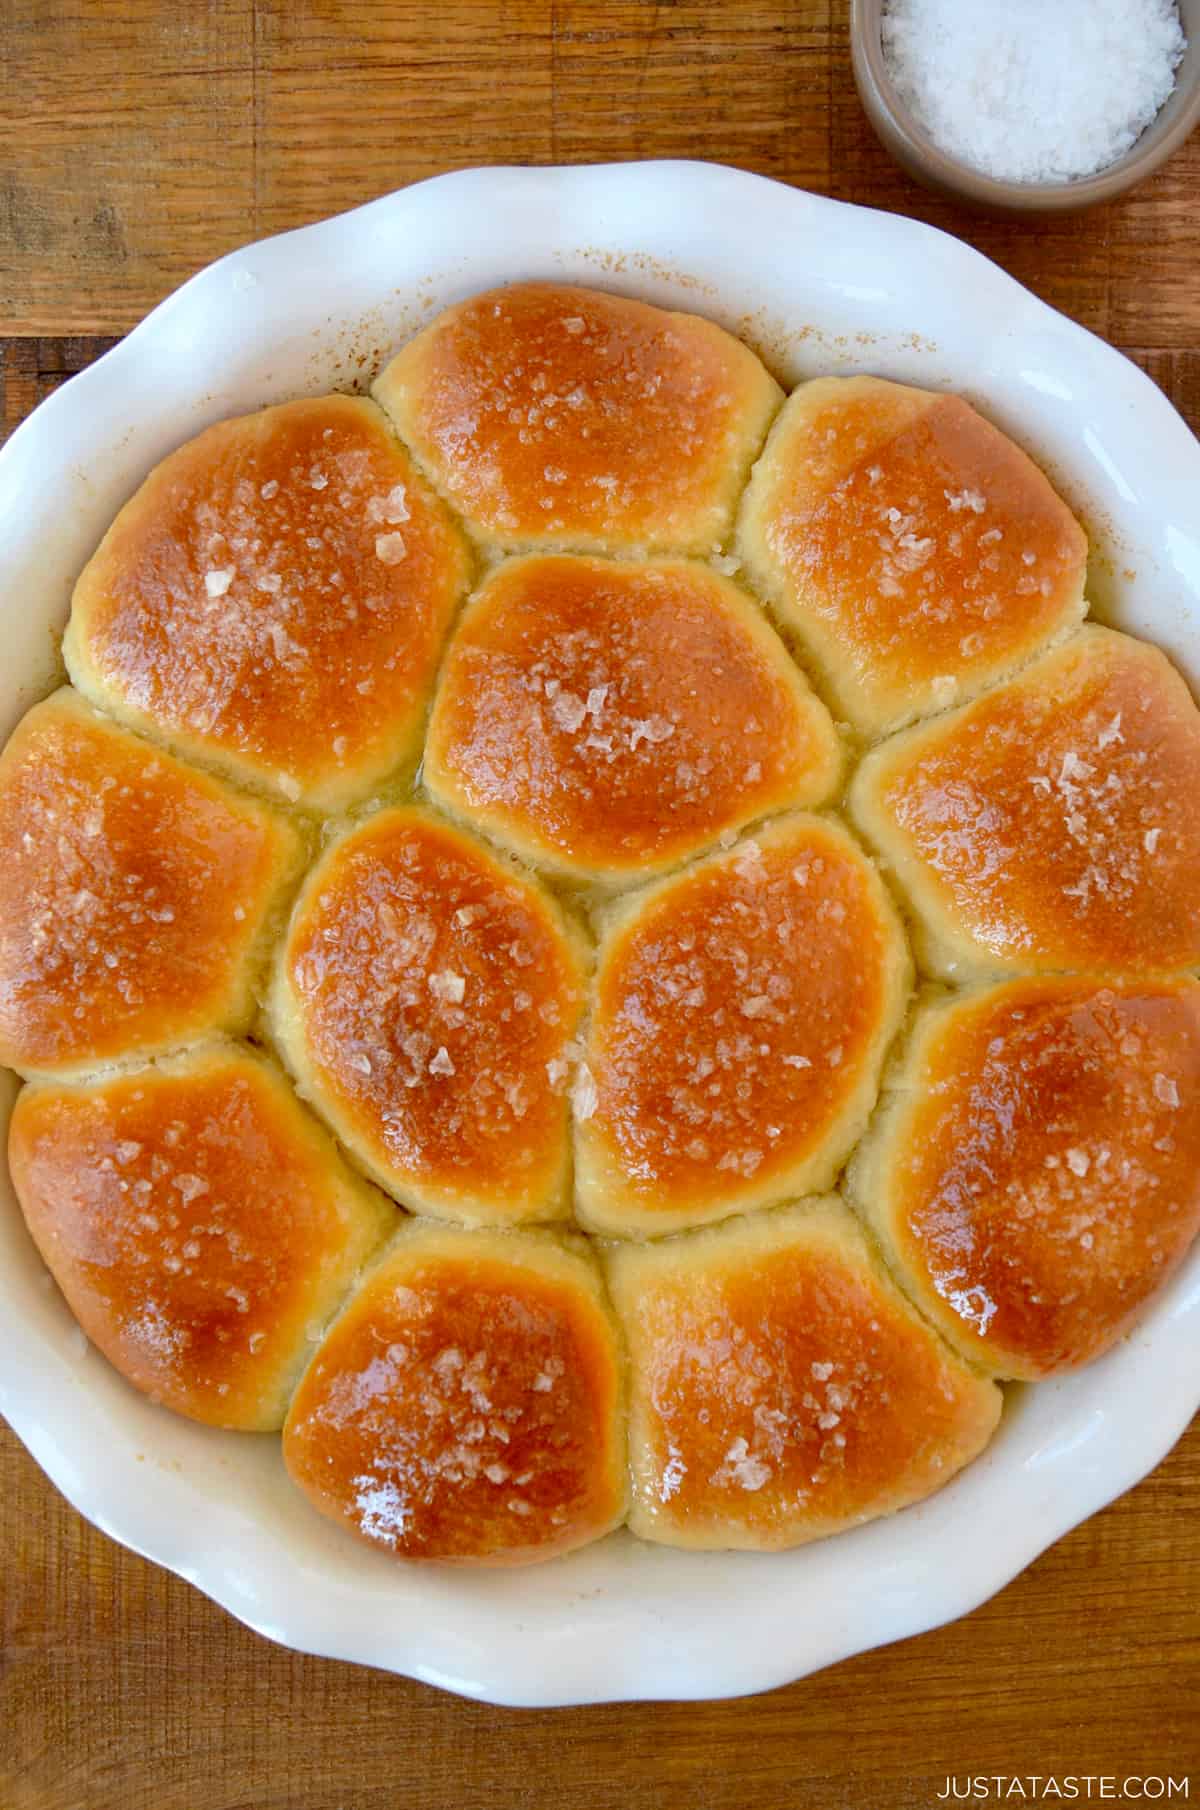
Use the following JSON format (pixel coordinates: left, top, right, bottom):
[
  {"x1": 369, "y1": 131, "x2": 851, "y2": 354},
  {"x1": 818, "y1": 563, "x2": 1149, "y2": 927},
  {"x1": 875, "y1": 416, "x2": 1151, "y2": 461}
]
[{"x1": 2, "y1": 4, "x2": 1198, "y2": 1807}]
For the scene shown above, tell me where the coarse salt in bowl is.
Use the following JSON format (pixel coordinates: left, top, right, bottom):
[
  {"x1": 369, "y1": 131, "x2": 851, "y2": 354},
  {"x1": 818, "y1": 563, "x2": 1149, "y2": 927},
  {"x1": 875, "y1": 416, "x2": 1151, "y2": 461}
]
[{"x1": 851, "y1": 0, "x2": 1200, "y2": 212}]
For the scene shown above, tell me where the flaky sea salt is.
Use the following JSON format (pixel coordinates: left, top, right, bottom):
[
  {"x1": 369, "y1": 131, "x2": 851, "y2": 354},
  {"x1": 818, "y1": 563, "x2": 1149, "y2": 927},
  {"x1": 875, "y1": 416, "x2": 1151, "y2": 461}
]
[
  {"x1": 550, "y1": 690, "x2": 588, "y2": 734},
  {"x1": 429, "y1": 969, "x2": 467, "y2": 1004},
  {"x1": 374, "y1": 531, "x2": 407, "y2": 565},
  {"x1": 713, "y1": 1437, "x2": 771, "y2": 1493},
  {"x1": 881, "y1": 0, "x2": 1186, "y2": 185},
  {"x1": 572, "y1": 1062, "x2": 598, "y2": 1122}
]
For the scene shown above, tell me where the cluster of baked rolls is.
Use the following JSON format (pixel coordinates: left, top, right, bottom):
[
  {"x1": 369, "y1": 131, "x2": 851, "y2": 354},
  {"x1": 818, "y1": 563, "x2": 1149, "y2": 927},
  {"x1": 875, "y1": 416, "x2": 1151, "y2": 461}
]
[{"x1": 5, "y1": 283, "x2": 1200, "y2": 1566}]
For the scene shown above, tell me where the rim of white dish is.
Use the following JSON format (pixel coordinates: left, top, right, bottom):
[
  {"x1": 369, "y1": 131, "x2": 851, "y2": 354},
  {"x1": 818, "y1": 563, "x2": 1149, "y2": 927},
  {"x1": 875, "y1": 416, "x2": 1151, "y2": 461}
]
[{"x1": 0, "y1": 161, "x2": 1197, "y2": 1707}]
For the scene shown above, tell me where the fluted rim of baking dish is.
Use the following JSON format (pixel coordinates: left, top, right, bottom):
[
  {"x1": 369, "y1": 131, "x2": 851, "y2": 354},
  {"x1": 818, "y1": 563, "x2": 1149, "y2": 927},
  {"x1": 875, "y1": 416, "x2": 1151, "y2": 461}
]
[{"x1": 0, "y1": 161, "x2": 1197, "y2": 1707}]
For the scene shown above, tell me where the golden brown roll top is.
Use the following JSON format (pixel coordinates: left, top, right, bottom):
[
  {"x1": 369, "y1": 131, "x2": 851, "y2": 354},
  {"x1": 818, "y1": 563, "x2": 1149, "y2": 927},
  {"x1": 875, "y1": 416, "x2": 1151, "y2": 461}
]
[
  {"x1": 737, "y1": 375, "x2": 1087, "y2": 737},
  {"x1": 576, "y1": 815, "x2": 911, "y2": 1238},
  {"x1": 850, "y1": 626, "x2": 1200, "y2": 979},
  {"x1": 283, "y1": 1221, "x2": 627, "y2": 1565},
  {"x1": 270, "y1": 808, "x2": 588, "y2": 1226},
  {"x1": 8, "y1": 1043, "x2": 397, "y2": 1429},
  {"x1": 604, "y1": 1199, "x2": 1001, "y2": 1550},
  {"x1": 64, "y1": 395, "x2": 472, "y2": 810},
  {"x1": 372, "y1": 283, "x2": 782, "y2": 555},
  {"x1": 425, "y1": 553, "x2": 841, "y2": 883},
  {"x1": 0, "y1": 689, "x2": 301, "y2": 1078},
  {"x1": 848, "y1": 976, "x2": 1200, "y2": 1379}
]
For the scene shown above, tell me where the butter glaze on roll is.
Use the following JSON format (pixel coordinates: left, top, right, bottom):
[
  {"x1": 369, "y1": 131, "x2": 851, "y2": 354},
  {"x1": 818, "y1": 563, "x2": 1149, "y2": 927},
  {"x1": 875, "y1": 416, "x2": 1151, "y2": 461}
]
[
  {"x1": 8, "y1": 1043, "x2": 397, "y2": 1429},
  {"x1": 425, "y1": 554, "x2": 841, "y2": 882},
  {"x1": 270, "y1": 808, "x2": 588, "y2": 1226},
  {"x1": 576, "y1": 816, "x2": 911, "y2": 1238},
  {"x1": 605, "y1": 1199, "x2": 1000, "y2": 1550},
  {"x1": 737, "y1": 375, "x2": 1087, "y2": 737},
  {"x1": 283, "y1": 1221, "x2": 627, "y2": 1565},
  {"x1": 65, "y1": 396, "x2": 472, "y2": 810},
  {"x1": 848, "y1": 976, "x2": 1200, "y2": 1379},
  {"x1": 850, "y1": 626, "x2": 1200, "y2": 979},
  {"x1": 0, "y1": 689, "x2": 301, "y2": 1078},
  {"x1": 372, "y1": 283, "x2": 782, "y2": 555}
]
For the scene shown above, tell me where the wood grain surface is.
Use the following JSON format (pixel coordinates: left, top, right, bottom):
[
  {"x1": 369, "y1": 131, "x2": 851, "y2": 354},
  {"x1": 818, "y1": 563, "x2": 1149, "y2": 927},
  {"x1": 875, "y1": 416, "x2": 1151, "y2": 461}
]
[{"x1": 2, "y1": 3, "x2": 1198, "y2": 1807}]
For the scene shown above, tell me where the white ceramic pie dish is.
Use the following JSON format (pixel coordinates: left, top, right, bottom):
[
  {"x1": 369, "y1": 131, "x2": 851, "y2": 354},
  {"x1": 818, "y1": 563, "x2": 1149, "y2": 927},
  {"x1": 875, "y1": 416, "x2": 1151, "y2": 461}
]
[{"x1": 1, "y1": 161, "x2": 1197, "y2": 1707}]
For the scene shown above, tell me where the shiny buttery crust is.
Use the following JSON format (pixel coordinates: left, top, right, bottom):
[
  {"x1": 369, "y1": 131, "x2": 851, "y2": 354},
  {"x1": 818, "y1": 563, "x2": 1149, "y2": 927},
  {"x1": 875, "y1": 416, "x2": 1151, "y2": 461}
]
[
  {"x1": 372, "y1": 283, "x2": 782, "y2": 555},
  {"x1": 269, "y1": 807, "x2": 588, "y2": 1227},
  {"x1": 424, "y1": 553, "x2": 841, "y2": 883},
  {"x1": 8, "y1": 1042, "x2": 397, "y2": 1429},
  {"x1": 849, "y1": 626, "x2": 1200, "y2": 979},
  {"x1": 4, "y1": 281, "x2": 1200, "y2": 1569},
  {"x1": 604, "y1": 1199, "x2": 1001, "y2": 1550},
  {"x1": 0, "y1": 688, "x2": 301, "y2": 1078},
  {"x1": 737, "y1": 375, "x2": 1087, "y2": 737},
  {"x1": 576, "y1": 815, "x2": 911, "y2": 1237},
  {"x1": 847, "y1": 976, "x2": 1200, "y2": 1379},
  {"x1": 64, "y1": 395, "x2": 472, "y2": 810},
  {"x1": 283, "y1": 1220, "x2": 627, "y2": 1565}
]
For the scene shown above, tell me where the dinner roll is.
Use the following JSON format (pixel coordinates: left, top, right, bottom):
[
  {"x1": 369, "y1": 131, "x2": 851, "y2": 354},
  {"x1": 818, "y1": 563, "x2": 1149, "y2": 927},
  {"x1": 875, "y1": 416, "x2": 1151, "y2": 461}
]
[
  {"x1": 604, "y1": 1199, "x2": 1000, "y2": 1550},
  {"x1": 283, "y1": 1221, "x2": 627, "y2": 1565},
  {"x1": 0, "y1": 688, "x2": 301, "y2": 1078},
  {"x1": 270, "y1": 808, "x2": 587, "y2": 1226},
  {"x1": 737, "y1": 375, "x2": 1087, "y2": 737},
  {"x1": 424, "y1": 553, "x2": 841, "y2": 883},
  {"x1": 576, "y1": 815, "x2": 911, "y2": 1238},
  {"x1": 850, "y1": 626, "x2": 1200, "y2": 979},
  {"x1": 8, "y1": 1042, "x2": 397, "y2": 1429},
  {"x1": 64, "y1": 395, "x2": 471, "y2": 810},
  {"x1": 847, "y1": 976, "x2": 1200, "y2": 1379},
  {"x1": 372, "y1": 283, "x2": 782, "y2": 555}
]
